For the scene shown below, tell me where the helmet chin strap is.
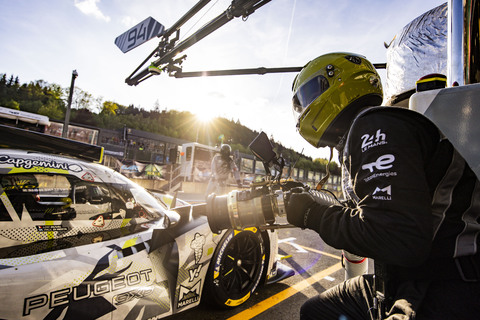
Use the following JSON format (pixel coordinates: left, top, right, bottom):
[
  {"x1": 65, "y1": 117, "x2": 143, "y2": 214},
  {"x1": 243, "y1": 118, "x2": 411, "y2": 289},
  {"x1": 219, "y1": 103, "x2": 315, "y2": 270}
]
[{"x1": 315, "y1": 146, "x2": 334, "y2": 191}]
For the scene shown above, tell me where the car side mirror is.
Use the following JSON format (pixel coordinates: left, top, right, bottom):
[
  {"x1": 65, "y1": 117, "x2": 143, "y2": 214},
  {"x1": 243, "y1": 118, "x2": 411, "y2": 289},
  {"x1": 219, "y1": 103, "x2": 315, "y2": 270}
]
[{"x1": 163, "y1": 209, "x2": 181, "y2": 228}]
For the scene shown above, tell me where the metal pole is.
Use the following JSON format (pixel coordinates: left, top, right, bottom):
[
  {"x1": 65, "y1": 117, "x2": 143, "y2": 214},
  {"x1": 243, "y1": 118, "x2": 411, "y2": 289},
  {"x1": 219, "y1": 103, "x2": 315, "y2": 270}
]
[
  {"x1": 62, "y1": 70, "x2": 78, "y2": 138},
  {"x1": 447, "y1": 0, "x2": 465, "y2": 86}
]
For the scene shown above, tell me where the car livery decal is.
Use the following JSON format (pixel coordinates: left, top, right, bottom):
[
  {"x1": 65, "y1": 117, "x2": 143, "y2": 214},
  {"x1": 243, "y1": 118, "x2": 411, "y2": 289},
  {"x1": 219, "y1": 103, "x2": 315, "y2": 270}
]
[
  {"x1": 171, "y1": 231, "x2": 206, "y2": 310},
  {"x1": 0, "y1": 155, "x2": 83, "y2": 174},
  {"x1": 114, "y1": 286, "x2": 154, "y2": 306},
  {"x1": 0, "y1": 219, "x2": 133, "y2": 248},
  {"x1": 19, "y1": 236, "x2": 173, "y2": 320},
  {"x1": 177, "y1": 280, "x2": 201, "y2": 308},
  {"x1": 190, "y1": 233, "x2": 206, "y2": 264},
  {"x1": 23, "y1": 245, "x2": 151, "y2": 317},
  {"x1": 81, "y1": 172, "x2": 96, "y2": 182}
]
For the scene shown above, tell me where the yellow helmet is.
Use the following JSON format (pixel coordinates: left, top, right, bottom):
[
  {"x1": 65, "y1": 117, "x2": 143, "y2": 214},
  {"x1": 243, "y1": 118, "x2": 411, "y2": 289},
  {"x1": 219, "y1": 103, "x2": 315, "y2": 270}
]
[{"x1": 292, "y1": 52, "x2": 383, "y2": 148}]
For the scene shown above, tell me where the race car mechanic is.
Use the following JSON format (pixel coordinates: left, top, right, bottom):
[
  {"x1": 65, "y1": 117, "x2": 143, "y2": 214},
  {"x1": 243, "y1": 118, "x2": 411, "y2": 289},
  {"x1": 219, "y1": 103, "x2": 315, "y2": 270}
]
[
  {"x1": 205, "y1": 144, "x2": 242, "y2": 197},
  {"x1": 286, "y1": 52, "x2": 480, "y2": 319}
]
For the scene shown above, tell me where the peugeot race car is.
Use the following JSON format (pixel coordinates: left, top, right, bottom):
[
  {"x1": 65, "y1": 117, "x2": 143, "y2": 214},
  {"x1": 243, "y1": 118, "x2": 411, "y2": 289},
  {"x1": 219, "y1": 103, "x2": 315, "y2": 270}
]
[{"x1": 0, "y1": 125, "x2": 292, "y2": 319}]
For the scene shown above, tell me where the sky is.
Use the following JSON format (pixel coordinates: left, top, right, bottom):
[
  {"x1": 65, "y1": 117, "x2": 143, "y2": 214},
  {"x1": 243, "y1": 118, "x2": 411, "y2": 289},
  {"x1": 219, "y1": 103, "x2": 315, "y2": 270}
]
[{"x1": 0, "y1": 0, "x2": 446, "y2": 160}]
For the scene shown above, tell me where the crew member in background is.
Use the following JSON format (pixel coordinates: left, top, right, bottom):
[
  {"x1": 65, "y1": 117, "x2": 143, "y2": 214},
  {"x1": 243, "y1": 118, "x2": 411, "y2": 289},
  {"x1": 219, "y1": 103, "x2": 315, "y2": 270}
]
[
  {"x1": 205, "y1": 144, "x2": 242, "y2": 197},
  {"x1": 286, "y1": 52, "x2": 480, "y2": 319}
]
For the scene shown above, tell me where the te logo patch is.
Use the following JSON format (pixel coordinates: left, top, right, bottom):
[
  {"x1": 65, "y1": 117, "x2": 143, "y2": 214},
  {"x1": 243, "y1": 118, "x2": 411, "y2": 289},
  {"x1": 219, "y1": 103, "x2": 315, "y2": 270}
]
[{"x1": 362, "y1": 154, "x2": 395, "y2": 173}]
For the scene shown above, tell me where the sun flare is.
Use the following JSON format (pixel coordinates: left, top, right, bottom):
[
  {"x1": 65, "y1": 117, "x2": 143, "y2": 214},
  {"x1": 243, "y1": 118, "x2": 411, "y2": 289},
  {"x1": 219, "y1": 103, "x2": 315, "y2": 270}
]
[{"x1": 195, "y1": 110, "x2": 215, "y2": 123}]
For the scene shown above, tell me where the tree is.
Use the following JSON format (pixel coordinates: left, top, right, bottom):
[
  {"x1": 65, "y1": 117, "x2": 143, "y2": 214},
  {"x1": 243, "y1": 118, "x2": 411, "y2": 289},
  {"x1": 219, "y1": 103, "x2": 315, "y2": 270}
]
[
  {"x1": 72, "y1": 108, "x2": 96, "y2": 126},
  {"x1": 3, "y1": 99, "x2": 20, "y2": 110},
  {"x1": 65, "y1": 87, "x2": 94, "y2": 111},
  {"x1": 0, "y1": 74, "x2": 6, "y2": 85},
  {"x1": 101, "y1": 101, "x2": 119, "y2": 115},
  {"x1": 296, "y1": 157, "x2": 313, "y2": 171},
  {"x1": 38, "y1": 101, "x2": 64, "y2": 119},
  {"x1": 7, "y1": 75, "x2": 15, "y2": 87},
  {"x1": 44, "y1": 83, "x2": 63, "y2": 100}
]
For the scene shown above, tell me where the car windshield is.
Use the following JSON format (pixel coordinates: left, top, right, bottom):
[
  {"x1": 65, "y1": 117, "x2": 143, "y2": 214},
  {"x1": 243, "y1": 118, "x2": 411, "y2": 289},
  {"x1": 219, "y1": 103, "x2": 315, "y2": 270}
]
[{"x1": 110, "y1": 171, "x2": 167, "y2": 219}]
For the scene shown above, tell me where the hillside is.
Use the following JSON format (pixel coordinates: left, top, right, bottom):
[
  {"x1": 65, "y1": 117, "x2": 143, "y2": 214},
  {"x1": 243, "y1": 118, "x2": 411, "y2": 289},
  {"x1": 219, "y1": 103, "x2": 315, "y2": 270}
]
[{"x1": 0, "y1": 73, "x2": 340, "y2": 174}]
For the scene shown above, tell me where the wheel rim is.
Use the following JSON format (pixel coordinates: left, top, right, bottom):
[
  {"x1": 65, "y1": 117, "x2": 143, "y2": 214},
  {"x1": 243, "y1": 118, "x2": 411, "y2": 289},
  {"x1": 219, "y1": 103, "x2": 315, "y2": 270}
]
[{"x1": 219, "y1": 232, "x2": 263, "y2": 295}]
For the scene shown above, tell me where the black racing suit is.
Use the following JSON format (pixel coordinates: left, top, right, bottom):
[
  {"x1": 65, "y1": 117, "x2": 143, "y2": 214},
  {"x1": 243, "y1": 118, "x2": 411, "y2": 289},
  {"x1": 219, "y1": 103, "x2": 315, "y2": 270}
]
[{"x1": 300, "y1": 107, "x2": 480, "y2": 319}]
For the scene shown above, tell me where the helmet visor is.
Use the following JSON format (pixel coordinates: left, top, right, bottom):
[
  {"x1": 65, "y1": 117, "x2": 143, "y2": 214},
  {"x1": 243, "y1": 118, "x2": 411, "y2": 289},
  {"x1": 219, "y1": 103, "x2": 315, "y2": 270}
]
[{"x1": 292, "y1": 75, "x2": 330, "y2": 122}]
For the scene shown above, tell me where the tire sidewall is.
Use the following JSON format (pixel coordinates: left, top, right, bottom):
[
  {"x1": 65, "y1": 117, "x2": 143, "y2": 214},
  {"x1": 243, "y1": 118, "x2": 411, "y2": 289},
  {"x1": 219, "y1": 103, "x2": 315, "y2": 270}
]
[{"x1": 207, "y1": 228, "x2": 265, "y2": 307}]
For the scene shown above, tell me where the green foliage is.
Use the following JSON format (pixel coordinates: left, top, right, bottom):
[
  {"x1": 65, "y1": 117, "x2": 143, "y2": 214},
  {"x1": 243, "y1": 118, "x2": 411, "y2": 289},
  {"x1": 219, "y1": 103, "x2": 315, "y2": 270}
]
[
  {"x1": 101, "y1": 101, "x2": 118, "y2": 115},
  {"x1": 296, "y1": 157, "x2": 313, "y2": 171},
  {"x1": 230, "y1": 143, "x2": 250, "y2": 154},
  {"x1": 71, "y1": 108, "x2": 96, "y2": 126},
  {"x1": 69, "y1": 87, "x2": 94, "y2": 111},
  {"x1": 311, "y1": 158, "x2": 341, "y2": 175},
  {"x1": 38, "y1": 101, "x2": 64, "y2": 119},
  {"x1": 2, "y1": 99, "x2": 20, "y2": 110},
  {"x1": 0, "y1": 73, "x2": 66, "y2": 118}
]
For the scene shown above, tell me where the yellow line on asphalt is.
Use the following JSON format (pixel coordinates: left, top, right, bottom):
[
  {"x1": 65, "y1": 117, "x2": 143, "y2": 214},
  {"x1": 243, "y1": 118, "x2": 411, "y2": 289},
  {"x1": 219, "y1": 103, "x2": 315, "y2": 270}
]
[
  {"x1": 297, "y1": 245, "x2": 342, "y2": 260},
  {"x1": 226, "y1": 262, "x2": 343, "y2": 320}
]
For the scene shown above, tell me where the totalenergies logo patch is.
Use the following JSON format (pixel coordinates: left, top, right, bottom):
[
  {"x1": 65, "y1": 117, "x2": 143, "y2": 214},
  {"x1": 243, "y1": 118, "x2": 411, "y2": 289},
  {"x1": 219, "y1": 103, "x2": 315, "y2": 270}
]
[{"x1": 0, "y1": 155, "x2": 82, "y2": 172}]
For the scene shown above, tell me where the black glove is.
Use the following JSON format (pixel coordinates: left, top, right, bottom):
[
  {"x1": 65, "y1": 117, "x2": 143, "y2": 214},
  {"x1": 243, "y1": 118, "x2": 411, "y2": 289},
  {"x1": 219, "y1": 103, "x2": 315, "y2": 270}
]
[
  {"x1": 286, "y1": 191, "x2": 332, "y2": 229},
  {"x1": 286, "y1": 192, "x2": 316, "y2": 228}
]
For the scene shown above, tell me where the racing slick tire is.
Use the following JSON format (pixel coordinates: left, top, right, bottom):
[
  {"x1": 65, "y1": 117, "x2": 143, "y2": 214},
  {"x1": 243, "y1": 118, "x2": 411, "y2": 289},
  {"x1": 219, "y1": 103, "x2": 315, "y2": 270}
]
[{"x1": 204, "y1": 228, "x2": 266, "y2": 308}]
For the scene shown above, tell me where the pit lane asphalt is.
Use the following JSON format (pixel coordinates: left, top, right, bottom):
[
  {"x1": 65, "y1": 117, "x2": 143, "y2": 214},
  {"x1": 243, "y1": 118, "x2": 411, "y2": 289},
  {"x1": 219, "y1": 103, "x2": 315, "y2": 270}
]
[{"x1": 166, "y1": 210, "x2": 353, "y2": 320}]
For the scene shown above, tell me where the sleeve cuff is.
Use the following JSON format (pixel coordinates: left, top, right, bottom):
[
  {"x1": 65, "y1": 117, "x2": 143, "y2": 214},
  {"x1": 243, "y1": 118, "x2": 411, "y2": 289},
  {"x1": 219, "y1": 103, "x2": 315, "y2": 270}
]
[{"x1": 305, "y1": 203, "x2": 331, "y2": 230}]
